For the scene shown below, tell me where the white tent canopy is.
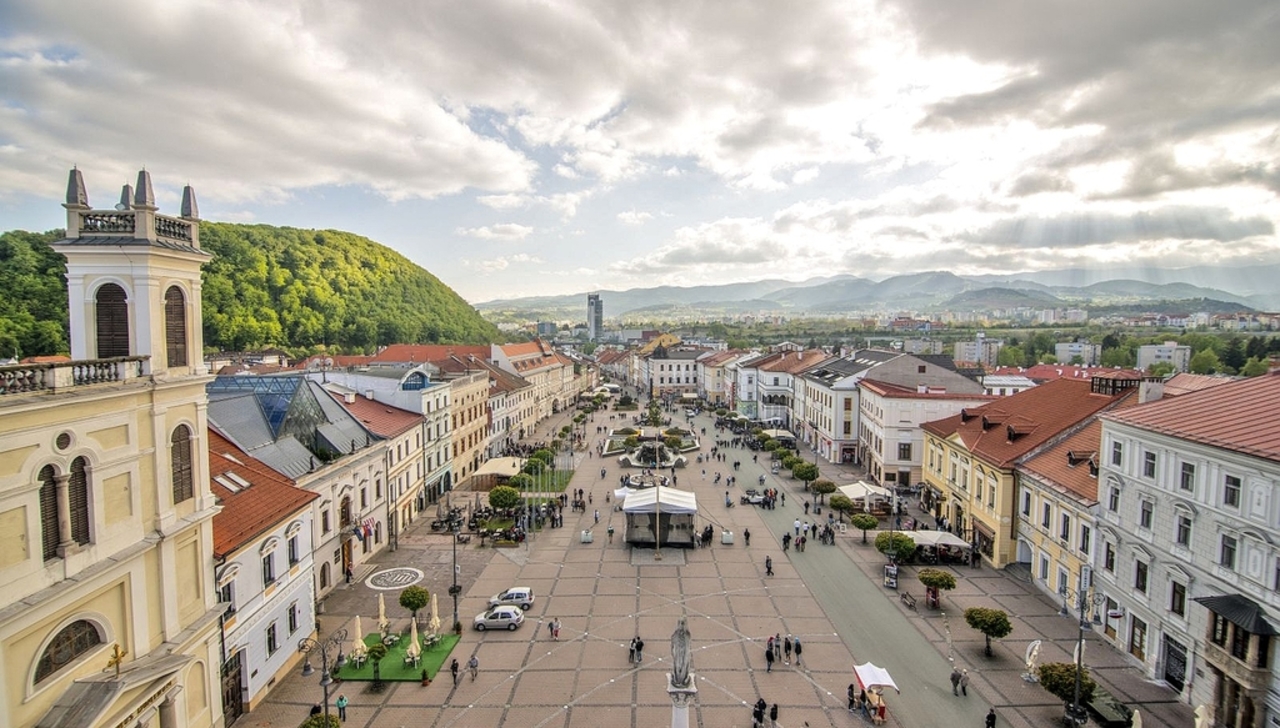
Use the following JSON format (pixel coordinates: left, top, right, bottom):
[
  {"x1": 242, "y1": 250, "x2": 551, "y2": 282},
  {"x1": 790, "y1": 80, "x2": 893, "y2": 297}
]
[
  {"x1": 620, "y1": 486, "x2": 697, "y2": 514},
  {"x1": 854, "y1": 662, "x2": 900, "y2": 693},
  {"x1": 838, "y1": 481, "x2": 892, "y2": 502},
  {"x1": 902, "y1": 530, "x2": 971, "y2": 548}
]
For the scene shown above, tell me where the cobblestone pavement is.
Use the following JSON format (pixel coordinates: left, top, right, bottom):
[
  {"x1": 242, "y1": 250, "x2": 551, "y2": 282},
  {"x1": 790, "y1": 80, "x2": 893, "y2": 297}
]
[{"x1": 244, "y1": 396, "x2": 1192, "y2": 728}]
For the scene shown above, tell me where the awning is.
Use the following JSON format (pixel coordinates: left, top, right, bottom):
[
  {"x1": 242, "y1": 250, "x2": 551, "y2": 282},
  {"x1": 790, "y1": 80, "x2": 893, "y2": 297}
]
[
  {"x1": 853, "y1": 662, "x2": 900, "y2": 693},
  {"x1": 620, "y1": 486, "x2": 697, "y2": 514},
  {"x1": 902, "y1": 530, "x2": 971, "y2": 548},
  {"x1": 1193, "y1": 594, "x2": 1276, "y2": 635},
  {"x1": 838, "y1": 481, "x2": 892, "y2": 502}
]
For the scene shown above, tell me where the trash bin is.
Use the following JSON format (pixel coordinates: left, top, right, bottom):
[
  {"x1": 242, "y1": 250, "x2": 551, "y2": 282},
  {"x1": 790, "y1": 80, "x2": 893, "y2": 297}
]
[
  {"x1": 721, "y1": 530, "x2": 734, "y2": 545},
  {"x1": 581, "y1": 530, "x2": 594, "y2": 543}
]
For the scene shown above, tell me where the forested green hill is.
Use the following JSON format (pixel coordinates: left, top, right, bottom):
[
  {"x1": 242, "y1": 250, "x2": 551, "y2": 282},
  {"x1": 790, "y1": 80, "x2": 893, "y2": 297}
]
[{"x1": 0, "y1": 223, "x2": 500, "y2": 358}]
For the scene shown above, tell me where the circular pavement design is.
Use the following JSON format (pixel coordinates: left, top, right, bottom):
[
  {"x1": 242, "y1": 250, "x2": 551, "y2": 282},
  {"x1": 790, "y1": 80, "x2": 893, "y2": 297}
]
[{"x1": 365, "y1": 566, "x2": 425, "y2": 590}]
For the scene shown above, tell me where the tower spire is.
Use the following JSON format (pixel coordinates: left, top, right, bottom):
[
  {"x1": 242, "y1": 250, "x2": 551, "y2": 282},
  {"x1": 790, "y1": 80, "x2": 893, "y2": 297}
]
[
  {"x1": 133, "y1": 169, "x2": 156, "y2": 210},
  {"x1": 64, "y1": 167, "x2": 89, "y2": 209}
]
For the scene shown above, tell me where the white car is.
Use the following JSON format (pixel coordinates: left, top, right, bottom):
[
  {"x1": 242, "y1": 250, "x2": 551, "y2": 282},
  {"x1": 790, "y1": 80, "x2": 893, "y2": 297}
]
[
  {"x1": 488, "y1": 587, "x2": 535, "y2": 610},
  {"x1": 474, "y1": 605, "x2": 525, "y2": 631}
]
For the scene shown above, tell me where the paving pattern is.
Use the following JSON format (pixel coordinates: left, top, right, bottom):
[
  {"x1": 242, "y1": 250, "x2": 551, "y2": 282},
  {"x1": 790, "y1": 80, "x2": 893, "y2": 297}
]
[{"x1": 244, "y1": 402, "x2": 1194, "y2": 728}]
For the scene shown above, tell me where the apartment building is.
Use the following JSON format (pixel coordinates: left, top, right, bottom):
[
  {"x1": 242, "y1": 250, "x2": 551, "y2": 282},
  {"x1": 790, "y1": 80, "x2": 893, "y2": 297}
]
[{"x1": 1096, "y1": 373, "x2": 1280, "y2": 723}]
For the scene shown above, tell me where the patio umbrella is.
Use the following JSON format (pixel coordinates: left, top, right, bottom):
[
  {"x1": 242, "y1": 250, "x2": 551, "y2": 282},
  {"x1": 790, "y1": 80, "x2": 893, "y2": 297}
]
[
  {"x1": 350, "y1": 615, "x2": 367, "y2": 659},
  {"x1": 406, "y1": 617, "x2": 421, "y2": 660},
  {"x1": 378, "y1": 593, "x2": 389, "y2": 634},
  {"x1": 1132, "y1": 710, "x2": 1143, "y2": 728},
  {"x1": 429, "y1": 592, "x2": 441, "y2": 636}
]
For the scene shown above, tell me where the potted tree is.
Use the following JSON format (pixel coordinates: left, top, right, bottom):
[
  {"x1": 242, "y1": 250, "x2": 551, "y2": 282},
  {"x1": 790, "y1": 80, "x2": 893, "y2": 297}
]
[
  {"x1": 917, "y1": 568, "x2": 957, "y2": 609},
  {"x1": 964, "y1": 607, "x2": 1013, "y2": 657},
  {"x1": 850, "y1": 513, "x2": 879, "y2": 544},
  {"x1": 1036, "y1": 662, "x2": 1097, "y2": 725},
  {"x1": 399, "y1": 585, "x2": 430, "y2": 628},
  {"x1": 366, "y1": 642, "x2": 389, "y2": 692}
]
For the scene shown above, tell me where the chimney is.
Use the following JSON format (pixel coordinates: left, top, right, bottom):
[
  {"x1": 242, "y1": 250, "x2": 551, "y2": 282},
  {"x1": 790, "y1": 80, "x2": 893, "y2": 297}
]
[
  {"x1": 365, "y1": 390, "x2": 375, "y2": 400},
  {"x1": 344, "y1": 392, "x2": 356, "y2": 404},
  {"x1": 1138, "y1": 379, "x2": 1165, "y2": 404}
]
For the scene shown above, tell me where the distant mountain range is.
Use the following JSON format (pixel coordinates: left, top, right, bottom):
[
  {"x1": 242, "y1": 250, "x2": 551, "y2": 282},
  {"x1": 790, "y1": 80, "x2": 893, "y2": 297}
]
[{"x1": 475, "y1": 264, "x2": 1280, "y2": 321}]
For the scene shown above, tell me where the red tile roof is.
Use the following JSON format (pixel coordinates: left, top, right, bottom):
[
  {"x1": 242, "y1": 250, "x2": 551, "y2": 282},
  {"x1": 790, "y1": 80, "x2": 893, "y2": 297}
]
[
  {"x1": 370, "y1": 344, "x2": 489, "y2": 364},
  {"x1": 1161, "y1": 372, "x2": 1236, "y2": 397},
  {"x1": 209, "y1": 430, "x2": 317, "y2": 558},
  {"x1": 861, "y1": 378, "x2": 1000, "y2": 402},
  {"x1": 989, "y1": 364, "x2": 1144, "y2": 382},
  {"x1": 1103, "y1": 370, "x2": 1280, "y2": 462},
  {"x1": 1019, "y1": 392, "x2": 1141, "y2": 503},
  {"x1": 758, "y1": 350, "x2": 829, "y2": 374},
  {"x1": 328, "y1": 392, "x2": 424, "y2": 438},
  {"x1": 923, "y1": 378, "x2": 1136, "y2": 468}
]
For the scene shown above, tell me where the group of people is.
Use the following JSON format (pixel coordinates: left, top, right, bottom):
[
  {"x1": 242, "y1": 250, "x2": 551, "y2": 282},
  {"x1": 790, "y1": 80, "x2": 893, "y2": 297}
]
[
  {"x1": 762, "y1": 633, "x2": 802, "y2": 672},
  {"x1": 627, "y1": 635, "x2": 645, "y2": 663},
  {"x1": 751, "y1": 697, "x2": 779, "y2": 727}
]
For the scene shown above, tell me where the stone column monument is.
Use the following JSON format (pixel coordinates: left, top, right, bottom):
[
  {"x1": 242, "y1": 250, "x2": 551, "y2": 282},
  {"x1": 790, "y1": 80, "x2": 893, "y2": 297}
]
[{"x1": 667, "y1": 616, "x2": 696, "y2": 728}]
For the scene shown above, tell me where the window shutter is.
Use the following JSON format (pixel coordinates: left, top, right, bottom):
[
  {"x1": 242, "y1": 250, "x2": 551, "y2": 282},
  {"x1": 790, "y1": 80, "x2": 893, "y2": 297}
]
[
  {"x1": 164, "y1": 286, "x2": 188, "y2": 367},
  {"x1": 69, "y1": 457, "x2": 90, "y2": 545},
  {"x1": 171, "y1": 425, "x2": 193, "y2": 503},
  {"x1": 39, "y1": 465, "x2": 59, "y2": 561},
  {"x1": 95, "y1": 284, "x2": 130, "y2": 358}
]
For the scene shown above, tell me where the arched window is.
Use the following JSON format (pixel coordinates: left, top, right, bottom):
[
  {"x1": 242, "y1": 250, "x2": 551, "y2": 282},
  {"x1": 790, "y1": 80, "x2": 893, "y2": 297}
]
[
  {"x1": 34, "y1": 620, "x2": 102, "y2": 683},
  {"x1": 164, "y1": 286, "x2": 188, "y2": 367},
  {"x1": 95, "y1": 283, "x2": 129, "y2": 358},
  {"x1": 69, "y1": 457, "x2": 90, "y2": 546},
  {"x1": 319, "y1": 562, "x2": 330, "y2": 589},
  {"x1": 39, "y1": 465, "x2": 59, "y2": 561},
  {"x1": 171, "y1": 425, "x2": 193, "y2": 503}
]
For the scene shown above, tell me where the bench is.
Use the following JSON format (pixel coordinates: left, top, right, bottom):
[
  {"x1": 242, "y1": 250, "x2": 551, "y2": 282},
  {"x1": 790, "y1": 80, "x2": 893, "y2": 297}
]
[{"x1": 900, "y1": 592, "x2": 917, "y2": 611}]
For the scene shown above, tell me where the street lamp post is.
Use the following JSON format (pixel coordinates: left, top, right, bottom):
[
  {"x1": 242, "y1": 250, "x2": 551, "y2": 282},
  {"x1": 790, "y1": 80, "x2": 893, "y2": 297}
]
[
  {"x1": 448, "y1": 494, "x2": 461, "y2": 632},
  {"x1": 298, "y1": 627, "x2": 348, "y2": 726},
  {"x1": 1059, "y1": 567, "x2": 1107, "y2": 726}
]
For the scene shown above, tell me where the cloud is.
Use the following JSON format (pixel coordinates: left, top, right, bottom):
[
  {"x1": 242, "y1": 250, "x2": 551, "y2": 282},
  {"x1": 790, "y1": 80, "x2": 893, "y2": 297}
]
[
  {"x1": 477, "y1": 194, "x2": 529, "y2": 210},
  {"x1": 465, "y1": 253, "x2": 542, "y2": 273},
  {"x1": 967, "y1": 207, "x2": 1274, "y2": 248},
  {"x1": 456, "y1": 223, "x2": 533, "y2": 240},
  {"x1": 617, "y1": 210, "x2": 653, "y2": 226}
]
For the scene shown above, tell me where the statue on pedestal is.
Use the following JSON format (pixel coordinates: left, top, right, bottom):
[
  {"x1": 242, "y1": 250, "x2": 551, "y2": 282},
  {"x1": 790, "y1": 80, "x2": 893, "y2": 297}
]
[{"x1": 671, "y1": 616, "x2": 692, "y2": 688}]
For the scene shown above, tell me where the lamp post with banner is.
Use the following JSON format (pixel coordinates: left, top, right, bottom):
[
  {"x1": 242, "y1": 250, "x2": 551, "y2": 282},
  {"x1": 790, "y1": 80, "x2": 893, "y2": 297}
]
[
  {"x1": 1059, "y1": 567, "x2": 1107, "y2": 725},
  {"x1": 298, "y1": 627, "x2": 348, "y2": 726}
]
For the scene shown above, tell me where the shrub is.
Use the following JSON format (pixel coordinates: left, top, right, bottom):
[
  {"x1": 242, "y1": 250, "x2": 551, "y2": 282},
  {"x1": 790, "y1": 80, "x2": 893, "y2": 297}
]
[
  {"x1": 917, "y1": 568, "x2": 957, "y2": 591},
  {"x1": 963, "y1": 607, "x2": 1013, "y2": 656},
  {"x1": 488, "y1": 485, "x2": 521, "y2": 510},
  {"x1": 850, "y1": 513, "x2": 879, "y2": 543},
  {"x1": 874, "y1": 531, "x2": 915, "y2": 560},
  {"x1": 1036, "y1": 662, "x2": 1096, "y2": 705}
]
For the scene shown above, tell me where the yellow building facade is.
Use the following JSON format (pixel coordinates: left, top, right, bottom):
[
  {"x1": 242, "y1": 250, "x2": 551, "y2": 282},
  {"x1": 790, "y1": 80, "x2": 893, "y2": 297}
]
[{"x1": 0, "y1": 170, "x2": 223, "y2": 728}]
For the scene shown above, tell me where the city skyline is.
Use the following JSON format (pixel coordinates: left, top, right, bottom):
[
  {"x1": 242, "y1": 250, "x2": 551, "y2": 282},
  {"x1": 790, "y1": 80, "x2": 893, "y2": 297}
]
[{"x1": 1, "y1": 1, "x2": 1277, "y2": 304}]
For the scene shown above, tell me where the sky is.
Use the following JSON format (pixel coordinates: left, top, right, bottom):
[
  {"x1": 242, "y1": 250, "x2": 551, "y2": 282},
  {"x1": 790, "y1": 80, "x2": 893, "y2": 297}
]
[{"x1": 1, "y1": 1, "x2": 1278, "y2": 304}]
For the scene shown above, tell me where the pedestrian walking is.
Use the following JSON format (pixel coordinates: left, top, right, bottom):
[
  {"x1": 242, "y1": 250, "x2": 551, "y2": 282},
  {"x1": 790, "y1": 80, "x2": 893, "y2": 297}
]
[
  {"x1": 467, "y1": 654, "x2": 479, "y2": 681},
  {"x1": 335, "y1": 694, "x2": 348, "y2": 721},
  {"x1": 634, "y1": 636, "x2": 645, "y2": 662},
  {"x1": 773, "y1": 633, "x2": 782, "y2": 662},
  {"x1": 765, "y1": 645, "x2": 774, "y2": 672},
  {"x1": 792, "y1": 636, "x2": 802, "y2": 666},
  {"x1": 769, "y1": 702, "x2": 778, "y2": 727},
  {"x1": 765, "y1": 555, "x2": 773, "y2": 576},
  {"x1": 766, "y1": 634, "x2": 775, "y2": 656},
  {"x1": 450, "y1": 658, "x2": 459, "y2": 685},
  {"x1": 744, "y1": 528, "x2": 751, "y2": 546},
  {"x1": 594, "y1": 509, "x2": 599, "y2": 524},
  {"x1": 847, "y1": 683, "x2": 857, "y2": 712},
  {"x1": 986, "y1": 707, "x2": 997, "y2": 727},
  {"x1": 960, "y1": 668, "x2": 969, "y2": 696},
  {"x1": 783, "y1": 634, "x2": 792, "y2": 664},
  {"x1": 794, "y1": 519, "x2": 801, "y2": 536},
  {"x1": 950, "y1": 666, "x2": 962, "y2": 695},
  {"x1": 752, "y1": 699, "x2": 766, "y2": 727}
]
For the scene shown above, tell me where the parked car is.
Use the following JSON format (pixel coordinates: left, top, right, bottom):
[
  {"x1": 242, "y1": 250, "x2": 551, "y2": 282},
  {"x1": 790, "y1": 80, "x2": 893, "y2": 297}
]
[
  {"x1": 474, "y1": 605, "x2": 524, "y2": 631},
  {"x1": 488, "y1": 586, "x2": 535, "y2": 610},
  {"x1": 740, "y1": 489, "x2": 766, "y2": 505}
]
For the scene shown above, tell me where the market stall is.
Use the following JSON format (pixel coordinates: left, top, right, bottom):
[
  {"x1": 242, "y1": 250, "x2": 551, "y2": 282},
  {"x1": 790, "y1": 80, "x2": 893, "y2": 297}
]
[
  {"x1": 838, "y1": 481, "x2": 894, "y2": 515},
  {"x1": 620, "y1": 486, "x2": 697, "y2": 547},
  {"x1": 853, "y1": 662, "x2": 900, "y2": 725}
]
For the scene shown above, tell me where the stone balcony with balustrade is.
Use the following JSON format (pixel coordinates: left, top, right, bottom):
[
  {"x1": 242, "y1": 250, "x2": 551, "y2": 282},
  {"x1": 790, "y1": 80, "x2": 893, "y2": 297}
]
[{"x1": 0, "y1": 356, "x2": 150, "y2": 401}]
